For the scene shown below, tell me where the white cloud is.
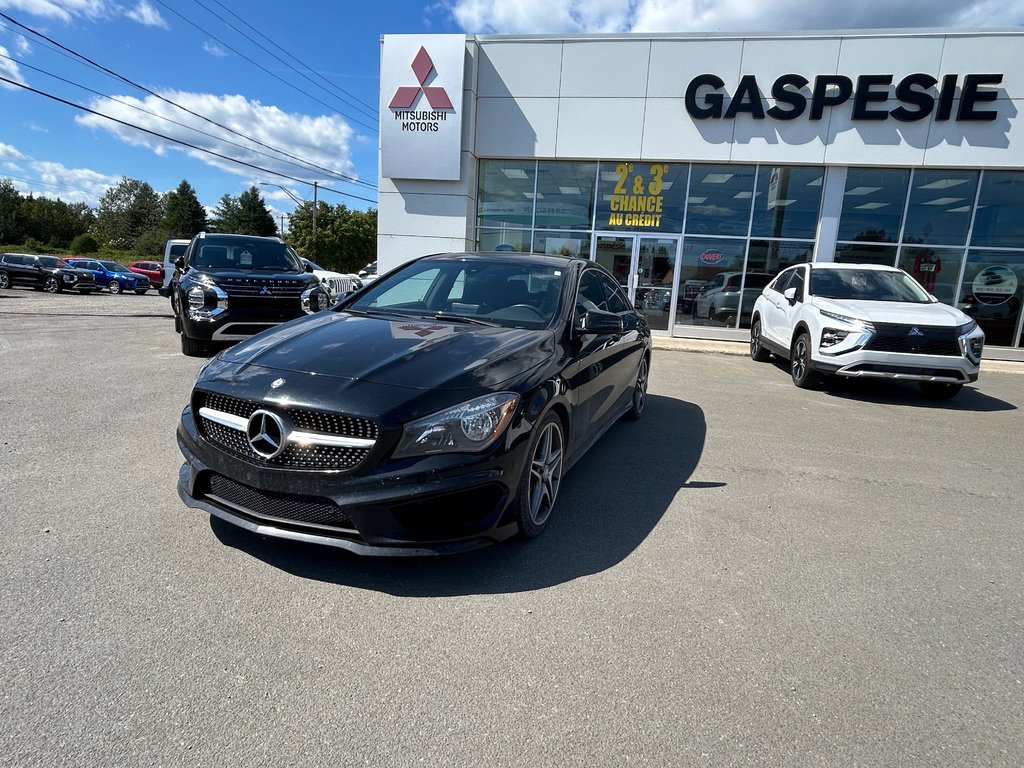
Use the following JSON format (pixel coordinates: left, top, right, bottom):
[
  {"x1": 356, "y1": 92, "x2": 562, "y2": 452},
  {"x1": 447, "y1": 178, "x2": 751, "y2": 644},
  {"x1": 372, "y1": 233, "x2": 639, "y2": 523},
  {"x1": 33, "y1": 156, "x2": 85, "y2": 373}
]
[
  {"x1": 72, "y1": 90, "x2": 360, "y2": 186},
  {"x1": 203, "y1": 40, "x2": 227, "y2": 58},
  {"x1": 14, "y1": 34, "x2": 31, "y2": 55},
  {"x1": 124, "y1": 0, "x2": 166, "y2": 28},
  {"x1": 0, "y1": 0, "x2": 170, "y2": 26},
  {"x1": 446, "y1": 0, "x2": 1024, "y2": 33},
  {"x1": 0, "y1": 45, "x2": 27, "y2": 89},
  {"x1": 0, "y1": 141, "x2": 26, "y2": 160},
  {"x1": 0, "y1": 143, "x2": 121, "y2": 203}
]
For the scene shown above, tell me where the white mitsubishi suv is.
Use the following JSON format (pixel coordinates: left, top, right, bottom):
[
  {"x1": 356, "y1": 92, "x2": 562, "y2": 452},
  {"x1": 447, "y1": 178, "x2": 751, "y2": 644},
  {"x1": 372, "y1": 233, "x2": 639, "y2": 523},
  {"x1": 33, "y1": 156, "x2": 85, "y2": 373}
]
[{"x1": 750, "y1": 263, "x2": 985, "y2": 398}]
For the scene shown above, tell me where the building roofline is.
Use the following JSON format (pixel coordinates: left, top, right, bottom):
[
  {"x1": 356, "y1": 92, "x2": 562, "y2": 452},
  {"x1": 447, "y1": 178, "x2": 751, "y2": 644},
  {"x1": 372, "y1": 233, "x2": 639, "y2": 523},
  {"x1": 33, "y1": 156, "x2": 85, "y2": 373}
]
[{"x1": 466, "y1": 27, "x2": 1024, "y2": 43}]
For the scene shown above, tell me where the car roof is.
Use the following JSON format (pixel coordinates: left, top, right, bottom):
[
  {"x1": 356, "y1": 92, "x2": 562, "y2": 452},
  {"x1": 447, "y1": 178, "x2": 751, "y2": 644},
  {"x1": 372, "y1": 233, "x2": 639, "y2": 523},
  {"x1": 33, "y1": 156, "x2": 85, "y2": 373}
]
[
  {"x1": 420, "y1": 251, "x2": 584, "y2": 269},
  {"x1": 194, "y1": 232, "x2": 284, "y2": 243},
  {"x1": 810, "y1": 262, "x2": 901, "y2": 273}
]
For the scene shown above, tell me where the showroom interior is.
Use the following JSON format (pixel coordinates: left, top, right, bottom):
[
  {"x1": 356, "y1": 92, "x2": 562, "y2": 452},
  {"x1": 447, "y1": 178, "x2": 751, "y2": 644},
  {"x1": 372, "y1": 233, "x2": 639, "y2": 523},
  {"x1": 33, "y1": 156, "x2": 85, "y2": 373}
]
[{"x1": 378, "y1": 29, "x2": 1024, "y2": 358}]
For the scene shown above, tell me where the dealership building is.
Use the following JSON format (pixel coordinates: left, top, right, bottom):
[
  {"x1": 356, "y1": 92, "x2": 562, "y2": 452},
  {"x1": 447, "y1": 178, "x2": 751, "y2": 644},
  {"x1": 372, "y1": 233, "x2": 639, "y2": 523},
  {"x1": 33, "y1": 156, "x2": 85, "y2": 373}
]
[{"x1": 378, "y1": 29, "x2": 1024, "y2": 359}]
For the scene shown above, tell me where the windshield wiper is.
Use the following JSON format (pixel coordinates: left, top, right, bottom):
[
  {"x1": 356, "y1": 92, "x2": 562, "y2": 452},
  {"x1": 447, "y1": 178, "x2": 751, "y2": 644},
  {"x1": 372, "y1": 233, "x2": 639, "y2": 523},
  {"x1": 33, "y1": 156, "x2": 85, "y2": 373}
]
[{"x1": 431, "y1": 312, "x2": 499, "y2": 327}]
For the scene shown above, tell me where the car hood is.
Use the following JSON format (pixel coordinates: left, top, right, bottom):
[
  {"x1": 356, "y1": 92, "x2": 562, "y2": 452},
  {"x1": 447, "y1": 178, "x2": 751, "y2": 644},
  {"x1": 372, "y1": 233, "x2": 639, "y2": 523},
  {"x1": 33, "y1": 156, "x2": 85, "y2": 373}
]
[
  {"x1": 217, "y1": 310, "x2": 557, "y2": 391},
  {"x1": 810, "y1": 297, "x2": 972, "y2": 327}
]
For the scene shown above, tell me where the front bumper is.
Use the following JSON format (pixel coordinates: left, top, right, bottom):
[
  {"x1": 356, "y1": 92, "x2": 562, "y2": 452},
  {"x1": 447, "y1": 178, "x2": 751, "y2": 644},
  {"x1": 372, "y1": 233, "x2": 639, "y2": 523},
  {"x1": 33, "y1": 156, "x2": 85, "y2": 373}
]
[
  {"x1": 813, "y1": 349, "x2": 980, "y2": 383},
  {"x1": 175, "y1": 405, "x2": 526, "y2": 555},
  {"x1": 181, "y1": 308, "x2": 306, "y2": 341}
]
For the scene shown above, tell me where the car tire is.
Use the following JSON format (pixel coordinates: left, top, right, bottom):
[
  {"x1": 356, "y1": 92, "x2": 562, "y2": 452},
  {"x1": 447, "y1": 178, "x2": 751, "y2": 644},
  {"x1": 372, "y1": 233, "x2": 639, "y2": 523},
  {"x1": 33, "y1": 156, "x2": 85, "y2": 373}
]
[
  {"x1": 624, "y1": 356, "x2": 648, "y2": 421},
  {"x1": 513, "y1": 411, "x2": 564, "y2": 539},
  {"x1": 919, "y1": 381, "x2": 964, "y2": 399},
  {"x1": 44, "y1": 276, "x2": 61, "y2": 293},
  {"x1": 790, "y1": 331, "x2": 819, "y2": 389},
  {"x1": 108, "y1": 280, "x2": 122, "y2": 294},
  {"x1": 750, "y1": 318, "x2": 772, "y2": 362},
  {"x1": 180, "y1": 333, "x2": 207, "y2": 357},
  {"x1": 0, "y1": 271, "x2": 10, "y2": 289}
]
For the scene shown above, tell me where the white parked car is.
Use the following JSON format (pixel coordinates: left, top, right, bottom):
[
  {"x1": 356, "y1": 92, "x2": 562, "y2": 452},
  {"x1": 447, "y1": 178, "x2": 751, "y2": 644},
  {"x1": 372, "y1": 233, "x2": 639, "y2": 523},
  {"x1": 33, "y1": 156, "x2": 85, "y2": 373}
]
[
  {"x1": 358, "y1": 261, "x2": 380, "y2": 284},
  {"x1": 749, "y1": 263, "x2": 985, "y2": 398},
  {"x1": 302, "y1": 258, "x2": 357, "y2": 300}
]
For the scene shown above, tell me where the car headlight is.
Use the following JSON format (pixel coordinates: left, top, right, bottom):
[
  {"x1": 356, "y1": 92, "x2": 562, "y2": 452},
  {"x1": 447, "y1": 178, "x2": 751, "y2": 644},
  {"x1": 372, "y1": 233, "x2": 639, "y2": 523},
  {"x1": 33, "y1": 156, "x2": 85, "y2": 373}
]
[
  {"x1": 956, "y1": 319, "x2": 978, "y2": 336},
  {"x1": 393, "y1": 392, "x2": 520, "y2": 458},
  {"x1": 819, "y1": 308, "x2": 871, "y2": 328},
  {"x1": 62, "y1": 274, "x2": 75, "y2": 282},
  {"x1": 301, "y1": 285, "x2": 332, "y2": 313},
  {"x1": 820, "y1": 328, "x2": 849, "y2": 347},
  {"x1": 186, "y1": 281, "x2": 227, "y2": 320}
]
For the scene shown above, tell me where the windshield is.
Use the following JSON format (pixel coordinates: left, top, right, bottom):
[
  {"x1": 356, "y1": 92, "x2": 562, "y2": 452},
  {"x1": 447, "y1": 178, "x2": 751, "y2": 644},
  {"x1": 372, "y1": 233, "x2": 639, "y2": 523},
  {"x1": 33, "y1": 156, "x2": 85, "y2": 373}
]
[
  {"x1": 101, "y1": 261, "x2": 131, "y2": 272},
  {"x1": 38, "y1": 256, "x2": 66, "y2": 268},
  {"x1": 305, "y1": 259, "x2": 324, "y2": 270},
  {"x1": 809, "y1": 268, "x2": 931, "y2": 303},
  {"x1": 347, "y1": 258, "x2": 566, "y2": 329},
  {"x1": 190, "y1": 239, "x2": 302, "y2": 272}
]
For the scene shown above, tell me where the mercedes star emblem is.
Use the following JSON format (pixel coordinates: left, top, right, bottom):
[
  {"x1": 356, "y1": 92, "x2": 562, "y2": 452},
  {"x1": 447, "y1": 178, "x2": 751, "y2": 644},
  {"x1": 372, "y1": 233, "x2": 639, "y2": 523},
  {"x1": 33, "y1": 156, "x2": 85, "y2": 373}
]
[
  {"x1": 246, "y1": 409, "x2": 287, "y2": 459},
  {"x1": 270, "y1": 378, "x2": 286, "y2": 389}
]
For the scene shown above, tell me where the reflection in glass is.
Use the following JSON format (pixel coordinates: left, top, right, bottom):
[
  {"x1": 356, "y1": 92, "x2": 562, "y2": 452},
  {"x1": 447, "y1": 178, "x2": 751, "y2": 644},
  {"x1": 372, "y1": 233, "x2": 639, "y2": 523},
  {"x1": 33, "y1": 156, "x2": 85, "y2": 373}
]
[
  {"x1": 836, "y1": 168, "x2": 910, "y2": 243},
  {"x1": 534, "y1": 230, "x2": 590, "y2": 257},
  {"x1": 902, "y1": 170, "x2": 978, "y2": 246},
  {"x1": 741, "y1": 240, "x2": 813, "y2": 329},
  {"x1": 595, "y1": 161, "x2": 688, "y2": 233},
  {"x1": 685, "y1": 164, "x2": 756, "y2": 236},
  {"x1": 477, "y1": 228, "x2": 532, "y2": 252},
  {"x1": 970, "y1": 171, "x2": 1024, "y2": 248},
  {"x1": 594, "y1": 235, "x2": 632, "y2": 290},
  {"x1": 897, "y1": 246, "x2": 964, "y2": 306},
  {"x1": 534, "y1": 162, "x2": 597, "y2": 230},
  {"x1": 834, "y1": 243, "x2": 897, "y2": 266},
  {"x1": 750, "y1": 166, "x2": 824, "y2": 240},
  {"x1": 960, "y1": 250, "x2": 1024, "y2": 347},
  {"x1": 675, "y1": 236, "x2": 748, "y2": 328},
  {"x1": 636, "y1": 237, "x2": 678, "y2": 331},
  {"x1": 477, "y1": 160, "x2": 536, "y2": 229}
]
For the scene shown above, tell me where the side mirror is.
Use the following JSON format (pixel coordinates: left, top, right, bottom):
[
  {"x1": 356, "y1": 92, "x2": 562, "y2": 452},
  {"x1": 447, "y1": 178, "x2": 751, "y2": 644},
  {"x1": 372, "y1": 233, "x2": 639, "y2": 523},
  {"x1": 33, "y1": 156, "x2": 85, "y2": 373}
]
[
  {"x1": 174, "y1": 256, "x2": 185, "y2": 270},
  {"x1": 783, "y1": 286, "x2": 798, "y2": 305},
  {"x1": 577, "y1": 309, "x2": 623, "y2": 335},
  {"x1": 305, "y1": 263, "x2": 314, "y2": 273}
]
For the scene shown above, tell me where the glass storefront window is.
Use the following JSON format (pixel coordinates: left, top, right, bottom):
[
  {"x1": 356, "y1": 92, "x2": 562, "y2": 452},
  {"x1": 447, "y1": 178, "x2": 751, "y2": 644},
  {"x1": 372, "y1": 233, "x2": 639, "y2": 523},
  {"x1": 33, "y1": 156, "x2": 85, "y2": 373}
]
[
  {"x1": 685, "y1": 164, "x2": 756, "y2": 237},
  {"x1": 477, "y1": 160, "x2": 536, "y2": 229},
  {"x1": 534, "y1": 162, "x2": 597, "y2": 230},
  {"x1": 477, "y1": 228, "x2": 532, "y2": 252},
  {"x1": 675, "y1": 236, "x2": 749, "y2": 327},
  {"x1": 897, "y1": 246, "x2": 965, "y2": 306},
  {"x1": 902, "y1": 170, "x2": 978, "y2": 247},
  {"x1": 834, "y1": 243, "x2": 897, "y2": 266},
  {"x1": 595, "y1": 161, "x2": 688, "y2": 233},
  {"x1": 749, "y1": 167, "x2": 824, "y2": 240},
  {"x1": 746, "y1": 240, "x2": 813, "y2": 276},
  {"x1": 970, "y1": 171, "x2": 1024, "y2": 248},
  {"x1": 960, "y1": 250, "x2": 1024, "y2": 347},
  {"x1": 836, "y1": 168, "x2": 910, "y2": 243},
  {"x1": 534, "y1": 230, "x2": 590, "y2": 258}
]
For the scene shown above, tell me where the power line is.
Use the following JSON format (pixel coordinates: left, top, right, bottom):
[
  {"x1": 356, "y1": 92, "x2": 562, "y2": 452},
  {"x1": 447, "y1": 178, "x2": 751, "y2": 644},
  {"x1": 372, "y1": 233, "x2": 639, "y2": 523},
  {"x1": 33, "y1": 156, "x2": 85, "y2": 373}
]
[
  {"x1": 150, "y1": 0, "x2": 378, "y2": 132},
  {"x1": 2, "y1": 172, "x2": 94, "y2": 198},
  {"x1": 193, "y1": 0, "x2": 378, "y2": 122},
  {"x1": 0, "y1": 74, "x2": 378, "y2": 206},
  {"x1": 0, "y1": 49, "x2": 375, "y2": 190},
  {"x1": 0, "y1": 13, "x2": 377, "y2": 191}
]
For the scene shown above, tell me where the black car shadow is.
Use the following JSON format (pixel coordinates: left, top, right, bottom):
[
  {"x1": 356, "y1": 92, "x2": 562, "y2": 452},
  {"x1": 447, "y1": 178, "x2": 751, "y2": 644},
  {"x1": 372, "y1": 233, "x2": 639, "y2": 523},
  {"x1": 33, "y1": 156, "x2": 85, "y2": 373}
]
[
  {"x1": 767, "y1": 357, "x2": 1015, "y2": 412},
  {"x1": 209, "y1": 394, "x2": 708, "y2": 595}
]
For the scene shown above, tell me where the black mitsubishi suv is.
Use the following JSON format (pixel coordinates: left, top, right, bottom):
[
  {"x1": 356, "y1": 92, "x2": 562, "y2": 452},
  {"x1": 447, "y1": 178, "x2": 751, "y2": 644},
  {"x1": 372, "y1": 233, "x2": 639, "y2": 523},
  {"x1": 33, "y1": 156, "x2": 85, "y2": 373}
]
[
  {"x1": 0, "y1": 253, "x2": 98, "y2": 293},
  {"x1": 170, "y1": 232, "x2": 328, "y2": 356}
]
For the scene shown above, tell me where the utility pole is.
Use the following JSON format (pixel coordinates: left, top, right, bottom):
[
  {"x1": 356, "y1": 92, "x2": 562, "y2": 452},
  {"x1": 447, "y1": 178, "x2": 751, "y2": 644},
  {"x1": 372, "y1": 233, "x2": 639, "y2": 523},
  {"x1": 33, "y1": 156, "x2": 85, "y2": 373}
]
[
  {"x1": 280, "y1": 214, "x2": 286, "y2": 235},
  {"x1": 312, "y1": 181, "x2": 318, "y2": 257}
]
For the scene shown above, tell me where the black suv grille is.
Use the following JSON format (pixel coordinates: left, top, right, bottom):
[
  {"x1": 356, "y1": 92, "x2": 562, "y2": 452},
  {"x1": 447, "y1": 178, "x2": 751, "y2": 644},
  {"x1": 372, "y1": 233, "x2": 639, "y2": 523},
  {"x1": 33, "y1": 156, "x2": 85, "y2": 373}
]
[
  {"x1": 864, "y1": 323, "x2": 961, "y2": 356},
  {"x1": 201, "y1": 473, "x2": 356, "y2": 531},
  {"x1": 195, "y1": 391, "x2": 378, "y2": 471},
  {"x1": 218, "y1": 278, "x2": 308, "y2": 298}
]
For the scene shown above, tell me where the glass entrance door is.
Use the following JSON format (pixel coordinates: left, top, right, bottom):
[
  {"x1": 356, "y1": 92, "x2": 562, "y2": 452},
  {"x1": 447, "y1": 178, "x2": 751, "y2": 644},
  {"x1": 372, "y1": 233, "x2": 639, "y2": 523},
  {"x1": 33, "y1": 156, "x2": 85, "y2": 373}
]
[{"x1": 592, "y1": 234, "x2": 680, "y2": 331}]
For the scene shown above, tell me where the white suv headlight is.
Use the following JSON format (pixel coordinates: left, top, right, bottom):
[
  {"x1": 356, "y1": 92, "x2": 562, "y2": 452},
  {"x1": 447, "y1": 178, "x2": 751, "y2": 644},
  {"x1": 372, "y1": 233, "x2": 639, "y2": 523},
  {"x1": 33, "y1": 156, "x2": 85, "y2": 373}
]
[
  {"x1": 819, "y1": 308, "x2": 871, "y2": 328},
  {"x1": 393, "y1": 393, "x2": 519, "y2": 458}
]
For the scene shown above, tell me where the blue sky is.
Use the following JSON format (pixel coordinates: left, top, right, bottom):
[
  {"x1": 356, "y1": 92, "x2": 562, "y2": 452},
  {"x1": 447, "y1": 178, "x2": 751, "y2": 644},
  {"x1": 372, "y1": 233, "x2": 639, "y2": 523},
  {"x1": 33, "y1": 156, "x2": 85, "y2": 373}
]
[{"x1": 0, "y1": 0, "x2": 1021, "y2": 223}]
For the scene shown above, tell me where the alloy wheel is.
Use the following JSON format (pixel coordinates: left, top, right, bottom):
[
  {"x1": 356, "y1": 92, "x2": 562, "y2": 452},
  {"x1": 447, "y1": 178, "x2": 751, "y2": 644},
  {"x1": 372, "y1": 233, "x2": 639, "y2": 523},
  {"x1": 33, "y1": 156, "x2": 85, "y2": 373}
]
[
  {"x1": 44, "y1": 276, "x2": 60, "y2": 293},
  {"x1": 0, "y1": 272, "x2": 9, "y2": 289},
  {"x1": 791, "y1": 337, "x2": 807, "y2": 381},
  {"x1": 528, "y1": 420, "x2": 563, "y2": 527}
]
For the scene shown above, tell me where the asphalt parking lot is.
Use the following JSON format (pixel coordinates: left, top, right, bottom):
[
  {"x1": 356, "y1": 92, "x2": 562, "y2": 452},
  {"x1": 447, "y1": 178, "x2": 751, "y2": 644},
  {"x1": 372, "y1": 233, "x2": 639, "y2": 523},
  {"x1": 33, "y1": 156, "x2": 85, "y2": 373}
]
[{"x1": 1, "y1": 288, "x2": 1022, "y2": 767}]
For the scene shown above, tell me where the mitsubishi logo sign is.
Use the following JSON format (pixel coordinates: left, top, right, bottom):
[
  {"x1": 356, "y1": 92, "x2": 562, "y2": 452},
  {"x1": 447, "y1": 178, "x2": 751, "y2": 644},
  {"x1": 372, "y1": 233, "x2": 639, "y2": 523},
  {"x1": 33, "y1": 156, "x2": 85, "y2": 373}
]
[
  {"x1": 381, "y1": 34, "x2": 465, "y2": 181},
  {"x1": 389, "y1": 47, "x2": 454, "y2": 111}
]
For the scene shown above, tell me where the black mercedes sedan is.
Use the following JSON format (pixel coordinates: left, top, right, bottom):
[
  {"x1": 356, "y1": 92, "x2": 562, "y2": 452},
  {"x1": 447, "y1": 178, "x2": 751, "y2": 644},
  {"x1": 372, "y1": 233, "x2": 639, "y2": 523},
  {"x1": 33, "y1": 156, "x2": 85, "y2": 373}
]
[{"x1": 176, "y1": 252, "x2": 652, "y2": 555}]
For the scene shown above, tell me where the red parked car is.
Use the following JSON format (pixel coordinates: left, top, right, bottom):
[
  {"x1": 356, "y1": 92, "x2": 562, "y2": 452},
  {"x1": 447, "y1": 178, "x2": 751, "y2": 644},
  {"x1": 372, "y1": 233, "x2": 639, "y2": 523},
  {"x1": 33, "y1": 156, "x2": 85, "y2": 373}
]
[{"x1": 129, "y1": 260, "x2": 164, "y2": 286}]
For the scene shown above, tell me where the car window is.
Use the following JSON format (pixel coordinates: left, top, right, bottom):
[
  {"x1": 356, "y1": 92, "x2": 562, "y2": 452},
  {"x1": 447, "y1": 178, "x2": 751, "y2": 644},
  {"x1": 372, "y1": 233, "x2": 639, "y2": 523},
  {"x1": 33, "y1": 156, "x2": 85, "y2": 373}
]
[
  {"x1": 369, "y1": 267, "x2": 442, "y2": 308},
  {"x1": 597, "y1": 272, "x2": 629, "y2": 314},
  {"x1": 788, "y1": 268, "x2": 806, "y2": 301},
  {"x1": 769, "y1": 268, "x2": 794, "y2": 293},
  {"x1": 576, "y1": 270, "x2": 609, "y2": 314},
  {"x1": 809, "y1": 268, "x2": 930, "y2": 303}
]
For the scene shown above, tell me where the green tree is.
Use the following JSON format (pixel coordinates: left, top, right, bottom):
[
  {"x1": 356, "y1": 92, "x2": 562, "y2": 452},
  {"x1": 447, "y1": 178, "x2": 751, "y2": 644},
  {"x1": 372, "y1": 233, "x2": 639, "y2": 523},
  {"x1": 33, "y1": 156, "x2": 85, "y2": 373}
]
[
  {"x1": 94, "y1": 177, "x2": 163, "y2": 250},
  {"x1": 209, "y1": 193, "x2": 240, "y2": 233},
  {"x1": 162, "y1": 179, "x2": 207, "y2": 238},
  {"x1": 70, "y1": 233, "x2": 99, "y2": 254},
  {"x1": 19, "y1": 196, "x2": 94, "y2": 248},
  {"x1": 0, "y1": 178, "x2": 24, "y2": 245},
  {"x1": 235, "y1": 186, "x2": 277, "y2": 236},
  {"x1": 286, "y1": 201, "x2": 376, "y2": 270}
]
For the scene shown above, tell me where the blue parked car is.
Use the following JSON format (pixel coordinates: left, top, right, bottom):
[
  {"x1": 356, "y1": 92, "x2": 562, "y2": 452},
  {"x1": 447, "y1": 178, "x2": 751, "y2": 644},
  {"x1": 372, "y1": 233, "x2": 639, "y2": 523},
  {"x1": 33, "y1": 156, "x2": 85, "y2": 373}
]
[{"x1": 64, "y1": 258, "x2": 151, "y2": 294}]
